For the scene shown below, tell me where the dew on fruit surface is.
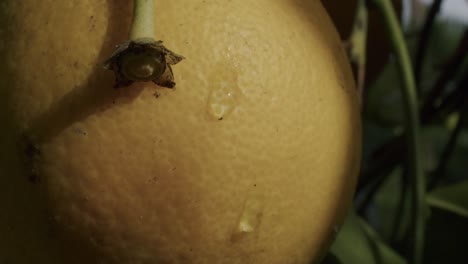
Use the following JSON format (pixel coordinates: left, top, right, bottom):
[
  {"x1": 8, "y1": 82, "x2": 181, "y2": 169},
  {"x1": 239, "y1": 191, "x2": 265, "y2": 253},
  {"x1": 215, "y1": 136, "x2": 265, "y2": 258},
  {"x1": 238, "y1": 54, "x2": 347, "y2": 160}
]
[
  {"x1": 207, "y1": 63, "x2": 242, "y2": 120},
  {"x1": 231, "y1": 197, "x2": 264, "y2": 242},
  {"x1": 208, "y1": 84, "x2": 238, "y2": 120},
  {"x1": 238, "y1": 199, "x2": 262, "y2": 232}
]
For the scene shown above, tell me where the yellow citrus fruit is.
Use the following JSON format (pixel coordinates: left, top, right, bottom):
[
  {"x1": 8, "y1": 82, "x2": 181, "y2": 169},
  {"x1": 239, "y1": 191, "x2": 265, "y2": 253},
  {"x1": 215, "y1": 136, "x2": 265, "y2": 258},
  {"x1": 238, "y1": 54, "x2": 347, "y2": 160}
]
[{"x1": 0, "y1": 0, "x2": 361, "y2": 263}]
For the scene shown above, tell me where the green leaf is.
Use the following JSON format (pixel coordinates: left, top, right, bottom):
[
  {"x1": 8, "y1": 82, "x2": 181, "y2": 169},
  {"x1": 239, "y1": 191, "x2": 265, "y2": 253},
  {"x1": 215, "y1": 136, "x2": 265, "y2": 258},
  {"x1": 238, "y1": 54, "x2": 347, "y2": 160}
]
[
  {"x1": 423, "y1": 181, "x2": 468, "y2": 263},
  {"x1": 364, "y1": 167, "x2": 411, "y2": 242},
  {"x1": 320, "y1": 252, "x2": 343, "y2": 264},
  {"x1": 364, "y1": 61, "x2": 404, "y2": 127},
  {"x1": 446, "y1": 130, "x2": 468, "y2": 182},
  {"x1": 424, "y1": 189, "x2": 468, "y2": 263},
  {"x1": 427, "y1": 181, "x2": 468, "y2": 218},
  {"x1": 329, "y1": 210, "x2": 407, "y2": 264}
]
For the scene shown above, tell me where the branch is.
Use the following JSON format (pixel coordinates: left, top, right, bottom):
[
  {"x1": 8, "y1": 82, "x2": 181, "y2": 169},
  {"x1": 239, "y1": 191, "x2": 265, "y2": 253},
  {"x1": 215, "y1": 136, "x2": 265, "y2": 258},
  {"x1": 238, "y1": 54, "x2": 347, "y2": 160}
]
[
  {"x1": 358, "y1": 28, "x2": 468, "y2": 194},
  {"x1": 414, "y1": 0, "x2": 444, "y2": 87},
  {"x1": 130, "y1": 0, "x2": 156, "y2": 39},
  {"x1": 421, "y1": 29, "x2": 468, "y2": 119},
  {"x1": 428, "y1": 109, "x2": 466, "y2": 190},
  {"x1": 370, "y1": 1, "x2": 426, "y2": 263},
  {"x1": 347, "y1": 0, "x2": 369, "y2": 104}
]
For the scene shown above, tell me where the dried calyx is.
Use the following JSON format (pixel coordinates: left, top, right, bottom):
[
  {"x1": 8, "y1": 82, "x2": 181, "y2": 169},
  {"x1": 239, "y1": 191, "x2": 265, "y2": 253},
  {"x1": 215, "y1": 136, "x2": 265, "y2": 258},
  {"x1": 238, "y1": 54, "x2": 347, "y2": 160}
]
[
  {"x1": 104, "y1": 38, "x2": 184, "y2": 88},
  {"x1": 104, "y1": 0, "x2": 184, "y2": 88}
]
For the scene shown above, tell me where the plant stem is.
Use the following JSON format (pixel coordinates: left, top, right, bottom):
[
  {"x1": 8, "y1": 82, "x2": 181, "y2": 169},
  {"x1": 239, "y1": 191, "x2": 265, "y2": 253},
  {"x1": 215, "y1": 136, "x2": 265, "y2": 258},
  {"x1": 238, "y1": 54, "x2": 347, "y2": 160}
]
[
  {"x1": 423, "y1": 71, "x2": 468, "y2": 123},
  {"x1": 428, "y1": 110, "x2": 465, "y2": 190},
  {"x1": 414, "y1": 0, "x2": 443, "y2": 86},
  {"x1": 390, "y1": 170, "x2": 409, "y2": 244},
  {"x1": 104, "y1": 0, "x2": 183, "y2": 88},
  {"x1": 130, "y1": 0, "x2": 155, "y2": 39},
  {"x1": 371, "y1": 1, "x2": 425, "y2": 264},
  {"x1": 348, "y1": 0, "x2": 369, "y2": 104},
  {"x1": 421, "y1": 29, "x2": 468, "y2": 119}
]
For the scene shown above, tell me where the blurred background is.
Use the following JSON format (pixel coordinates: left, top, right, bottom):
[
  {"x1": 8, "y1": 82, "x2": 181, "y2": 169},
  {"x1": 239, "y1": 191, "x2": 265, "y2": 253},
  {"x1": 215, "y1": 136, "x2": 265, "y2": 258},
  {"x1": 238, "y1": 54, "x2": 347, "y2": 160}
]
[{"x1": 321, "y1": 0, "x2": 467, "y2": 263}]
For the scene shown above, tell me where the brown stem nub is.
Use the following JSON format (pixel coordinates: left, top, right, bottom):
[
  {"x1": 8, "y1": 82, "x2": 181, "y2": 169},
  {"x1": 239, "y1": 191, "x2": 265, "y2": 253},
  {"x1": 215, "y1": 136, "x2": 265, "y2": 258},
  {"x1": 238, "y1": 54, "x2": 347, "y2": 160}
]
[
  {"x1": 103, "y1": 0, "x2": 184, "y2": 88},
  {"x1": 104, "y1": 38, "x2": 184, "y2": 89}
]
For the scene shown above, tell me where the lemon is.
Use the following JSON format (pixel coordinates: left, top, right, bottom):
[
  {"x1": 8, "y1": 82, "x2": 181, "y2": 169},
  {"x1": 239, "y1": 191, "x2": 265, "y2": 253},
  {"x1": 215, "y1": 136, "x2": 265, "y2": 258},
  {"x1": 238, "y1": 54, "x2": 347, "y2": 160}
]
[{"x1": 0, "y1": 0, "x2": 361, "y2": 263}]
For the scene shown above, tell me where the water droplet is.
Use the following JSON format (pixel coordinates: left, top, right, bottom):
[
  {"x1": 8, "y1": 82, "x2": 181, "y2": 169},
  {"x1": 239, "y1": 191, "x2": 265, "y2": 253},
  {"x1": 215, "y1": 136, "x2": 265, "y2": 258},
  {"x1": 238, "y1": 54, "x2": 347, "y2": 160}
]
[
  {"x1": 208, "y1": 85, "x2": 238, "y2": 120},
  {"x1": 207, "y1": 63, "x2": 241, "y2": 120},
  {"x1": 231, "y1": 198, "x2": 264, "y2": 242}
]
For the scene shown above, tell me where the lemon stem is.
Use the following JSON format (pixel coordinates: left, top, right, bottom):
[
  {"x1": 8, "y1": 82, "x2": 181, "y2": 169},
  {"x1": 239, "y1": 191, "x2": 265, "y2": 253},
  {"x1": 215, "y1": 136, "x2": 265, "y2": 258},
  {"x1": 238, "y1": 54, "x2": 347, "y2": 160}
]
[
  {"x1": 371, "y1": 1, "x2": 426, "y2": 264},
  {"x1": 103, "y1": 0, "x2": 183, "y2": 88},
  {"x1": 130, "y1": 0, "x2": 155, "y2": 40},
  {"x1": 348, "y1": 0, "x2": 368, "y2": 105}
]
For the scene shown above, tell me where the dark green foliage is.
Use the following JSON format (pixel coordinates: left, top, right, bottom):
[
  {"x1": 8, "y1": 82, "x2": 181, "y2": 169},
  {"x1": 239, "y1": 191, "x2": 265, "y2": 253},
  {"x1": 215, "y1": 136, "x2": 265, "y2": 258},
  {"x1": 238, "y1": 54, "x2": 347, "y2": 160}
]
[{"x1": 323, "y1": 0, "x2": 468, "y2": 263}]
